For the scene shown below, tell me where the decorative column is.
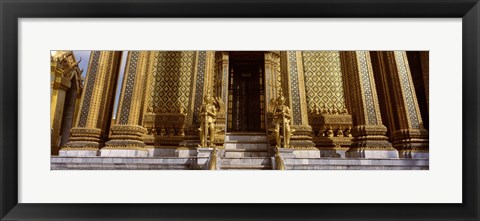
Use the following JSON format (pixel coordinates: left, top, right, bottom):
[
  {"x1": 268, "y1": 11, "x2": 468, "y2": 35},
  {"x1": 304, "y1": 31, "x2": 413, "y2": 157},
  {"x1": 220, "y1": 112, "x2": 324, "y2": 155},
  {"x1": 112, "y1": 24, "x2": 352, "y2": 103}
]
[
  {"x1": 264, "y1": 51, "x2": 281, "y2": 104},
  {"x1": 265, "y1": 52, "x2": 279, "y2": 138},
  {"x1": 340, "y1": 51, "x2": 398, "y2": 158},
  {"x1": 61, "y1": 51, "x2": 122, "y2": 157},
  {"x1": 217, "y1": 52, "x2": 229, "y2": 105},
  {"x1": 101, "y1": 51, "x2": 149, "y2": 157},
  {"x1": 376, "y1": 51, "x2": 429, "y2": 158},
  {"x1": 204, "y1": 51, "x2": 216, "y2": 95},
  {"x1": 203, "y1": 51, "x2": 225, "y2": 147},
  {"x1": 188, "y1": 51, "x2": 207, "y2": 130},
  {"x1": 279, "y1": 51, "x2": 315, "y2": 148},
  {"x1": 419, "y1": 52, "x2": 429, "y2": 111},
  {"x1": 212, "y1": 52, "x2": 228, "y2": 144}
]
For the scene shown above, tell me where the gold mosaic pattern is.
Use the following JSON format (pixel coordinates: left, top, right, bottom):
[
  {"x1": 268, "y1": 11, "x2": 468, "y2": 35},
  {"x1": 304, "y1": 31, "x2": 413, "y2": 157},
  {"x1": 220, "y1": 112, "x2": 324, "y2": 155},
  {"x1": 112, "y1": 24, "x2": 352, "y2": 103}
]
[
  {"x1": 357, "y1": 51, "x2": 378, "y2": 125},
  {"x1": 78, "y1": 51, "x2": 100, "y2": 127},
  {"x1": 192, "y1": 51, "x2": 207, "y2": 126},
  {"x1": 287, "y1": 52, "x2": 302, "y2": 125},
  {"x1": 148, "y1": 51, "x2": 195, "y2": 113},
  {"x1": 394, "y1": 51, "x2": 420, "y2": 129},
  {"x1": 118, "y1": 51, "x2": 139, "y2": 124},
  {"x1": 302, "y1": 51, "x2": 346, "y2": 111}
]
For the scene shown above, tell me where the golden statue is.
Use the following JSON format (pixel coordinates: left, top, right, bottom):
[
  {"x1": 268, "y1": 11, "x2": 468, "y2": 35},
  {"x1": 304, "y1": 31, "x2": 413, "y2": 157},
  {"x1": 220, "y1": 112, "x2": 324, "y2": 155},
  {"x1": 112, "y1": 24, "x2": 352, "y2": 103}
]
[
  {"x1": 272, "y1": 96, "x2": 293, "y2": 148},
  {"x1": 199, "y1": 94, "x2": 217, "y2": 147}
]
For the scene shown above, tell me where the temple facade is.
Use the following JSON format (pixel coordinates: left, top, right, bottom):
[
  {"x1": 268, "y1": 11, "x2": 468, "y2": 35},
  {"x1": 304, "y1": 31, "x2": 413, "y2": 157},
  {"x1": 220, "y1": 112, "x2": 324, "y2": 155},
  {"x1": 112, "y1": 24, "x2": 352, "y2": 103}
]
[{"x1": 51, "y1": 51, "x2": 429, "y2": 170}]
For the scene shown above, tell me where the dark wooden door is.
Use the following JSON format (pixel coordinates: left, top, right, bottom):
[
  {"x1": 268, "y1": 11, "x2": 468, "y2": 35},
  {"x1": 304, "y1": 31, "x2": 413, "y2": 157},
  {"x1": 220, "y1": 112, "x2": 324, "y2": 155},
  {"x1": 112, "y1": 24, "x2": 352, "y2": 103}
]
[{"x1": 228, "y1": 52, "x2": 265, "y2": 133}]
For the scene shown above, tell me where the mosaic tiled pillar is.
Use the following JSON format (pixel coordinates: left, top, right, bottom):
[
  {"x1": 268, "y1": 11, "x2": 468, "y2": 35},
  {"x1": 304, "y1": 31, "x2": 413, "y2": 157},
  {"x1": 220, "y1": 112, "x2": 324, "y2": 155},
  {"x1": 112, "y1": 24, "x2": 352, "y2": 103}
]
[
  {"x1": 340, "y1": 51, "x2": 398, "y2": 158},
  {"x1": 377, "y1": 51, "x2": 429, "y2": 158},
  {"x1": 419, "y1": 52, "x2": 429, "y2": 111},
  {"x1": 101, "y1": 51, "x2": 149, "y2": 157},
  {"x1": 62, "y1": 51, "x2": 122, "y2": 156},
  {"x1": 188, "y1": 51, "x2": 207, "y2": 129},
  {"x1": 279, "y1": 51, "x2": 315, "y2": 148}
]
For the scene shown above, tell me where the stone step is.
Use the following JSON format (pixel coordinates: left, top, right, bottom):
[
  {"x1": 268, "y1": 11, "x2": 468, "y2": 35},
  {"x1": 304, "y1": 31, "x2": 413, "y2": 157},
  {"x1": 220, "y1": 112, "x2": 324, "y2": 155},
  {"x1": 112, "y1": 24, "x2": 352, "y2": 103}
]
[
  {"x1": 224, "y1": 142, "x2": 269, "y2": 151},
  {"x1": 220, "y1": 157, "x2": 272, "y2": 170},
  {"x1": 225, "y1": 134, "x2": 268, "y2": 142},
  {"x1": 224, "y1": 151, "x2": 270, "y2": 158},
  {"x1": 220, "y1": 165, "x2": 272, "y2": 170}
]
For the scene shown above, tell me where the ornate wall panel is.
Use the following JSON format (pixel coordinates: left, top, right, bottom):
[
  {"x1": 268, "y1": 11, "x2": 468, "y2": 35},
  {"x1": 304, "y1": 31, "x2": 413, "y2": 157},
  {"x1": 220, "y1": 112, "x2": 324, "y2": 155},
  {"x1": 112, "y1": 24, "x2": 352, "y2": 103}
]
[
  {"x1": 302, "y1": 51, "x2": 346, "y2": 111},
  {"x1": 147, "y1": 51, "x2": 195, "y2": 114}
]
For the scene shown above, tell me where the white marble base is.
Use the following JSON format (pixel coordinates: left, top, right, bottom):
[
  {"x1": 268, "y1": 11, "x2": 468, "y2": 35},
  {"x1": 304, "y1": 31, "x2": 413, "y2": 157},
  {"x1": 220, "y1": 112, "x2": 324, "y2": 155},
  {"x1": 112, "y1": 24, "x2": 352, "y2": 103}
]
[
  {"x1": 146, "y1": 148, "x2": 175, "y2": 157},
  {"x1": 346, "y1": 149, "x2": 399, "y2": 159},
  {"x1": 224, "y1": 143, "x2": 268, "y2": 151},
  {"x1": 292, "y1": 149, "x2": 321, "y2": 158},
  {"x1": 224, "y1": 151, "x2": 269, "y2": 157},
  {"x1": 278, "y1": 148, "x2": 295, "y2": 158},
  {"x1": 318, "y1": 149, "x2": 348, "y2": 158},
  {"x1": 175, "y1": 149, "x2": 196, "y2": 157},
  {"x1": 99, "y1": 149, "x2": 149, "y2": 157},
  {"x1": 398, "y1": 151, "x2": 429, "y2": 159},
  {"x1": 59, "y1": 149, "x2": 98, "y2": 157},
  {"x1": 220, "y1": 157, "x2": 272, "y2": 170},
  {"x1": 283, "y1": 158, "x2": 429, "y2": 170},
  {"x1": 51, "y1": 156, "x2": 429, "y2": 170},
  {"x1": 197, "y1": 147, "x2": 213, "y2": 168},
  {"x1": 225, "y1": 134, "x2": 268, "y2": 142}
]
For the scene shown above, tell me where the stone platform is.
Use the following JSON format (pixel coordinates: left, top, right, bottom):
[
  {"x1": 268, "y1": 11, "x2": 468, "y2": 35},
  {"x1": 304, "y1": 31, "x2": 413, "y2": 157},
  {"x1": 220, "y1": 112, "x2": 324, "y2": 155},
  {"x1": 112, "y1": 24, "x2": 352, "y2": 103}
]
[{"x1": 51, "y1": 156, "x2": 428, "y2": 170}]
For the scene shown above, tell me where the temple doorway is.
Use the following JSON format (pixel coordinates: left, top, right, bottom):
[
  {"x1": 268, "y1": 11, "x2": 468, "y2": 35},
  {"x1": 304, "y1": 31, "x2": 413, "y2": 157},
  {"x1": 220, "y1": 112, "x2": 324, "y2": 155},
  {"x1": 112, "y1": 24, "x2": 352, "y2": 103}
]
[{"x1": 227, "y1": 52, "x2": 266, "y2": 133}]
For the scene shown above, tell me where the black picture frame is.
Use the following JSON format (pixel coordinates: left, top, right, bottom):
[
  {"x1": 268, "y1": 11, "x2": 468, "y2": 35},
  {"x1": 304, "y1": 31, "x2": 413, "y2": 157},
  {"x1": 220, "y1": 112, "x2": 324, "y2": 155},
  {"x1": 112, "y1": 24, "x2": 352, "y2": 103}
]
[{"x1": 1, "y1": 0, "x2": 479, "y2": 220}]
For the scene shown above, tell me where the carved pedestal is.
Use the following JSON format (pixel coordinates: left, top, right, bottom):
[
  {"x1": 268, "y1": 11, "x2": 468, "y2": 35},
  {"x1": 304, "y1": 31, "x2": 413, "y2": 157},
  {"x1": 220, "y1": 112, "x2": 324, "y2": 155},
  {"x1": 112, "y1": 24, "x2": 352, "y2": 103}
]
[
  {"x1": 310, "y1": 112, "x2": 353, "y2": 158},
  {"x1": 101, "y1": 125, "x2": 148, "y2": 157}
]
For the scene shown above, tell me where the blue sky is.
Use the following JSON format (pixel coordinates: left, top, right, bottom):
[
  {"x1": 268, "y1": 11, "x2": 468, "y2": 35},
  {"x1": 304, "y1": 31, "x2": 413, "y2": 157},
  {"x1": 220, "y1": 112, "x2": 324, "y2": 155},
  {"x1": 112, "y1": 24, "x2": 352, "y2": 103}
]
[{"x1": 72, "y1": 51, "x2": 127, "y2": 119}]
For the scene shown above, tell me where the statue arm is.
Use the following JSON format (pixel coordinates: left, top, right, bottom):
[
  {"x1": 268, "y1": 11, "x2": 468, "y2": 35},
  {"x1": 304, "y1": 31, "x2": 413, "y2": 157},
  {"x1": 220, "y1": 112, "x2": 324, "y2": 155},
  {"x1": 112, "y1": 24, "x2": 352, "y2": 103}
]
[
  {"x1": 285, "y1": 107, "x2": 292, "y2": 118},
  {"x1": 207, "y1": 106, "x2": 217, "y2": 116}
]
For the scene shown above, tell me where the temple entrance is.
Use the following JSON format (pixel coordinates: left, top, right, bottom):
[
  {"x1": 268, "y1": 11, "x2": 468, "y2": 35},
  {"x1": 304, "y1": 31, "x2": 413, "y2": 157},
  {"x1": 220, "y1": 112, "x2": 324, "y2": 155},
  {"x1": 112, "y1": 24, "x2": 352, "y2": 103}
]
[{"x1": 227, "y1": 52, "x2": 266, "y2": 133}]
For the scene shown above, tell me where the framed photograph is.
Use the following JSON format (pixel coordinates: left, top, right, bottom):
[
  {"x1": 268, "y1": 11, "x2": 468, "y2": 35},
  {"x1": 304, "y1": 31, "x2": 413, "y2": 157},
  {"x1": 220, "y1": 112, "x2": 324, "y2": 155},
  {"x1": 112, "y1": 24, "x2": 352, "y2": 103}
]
[{"x1": 1, "y1": 0, "x2": 478, "y2": 220}]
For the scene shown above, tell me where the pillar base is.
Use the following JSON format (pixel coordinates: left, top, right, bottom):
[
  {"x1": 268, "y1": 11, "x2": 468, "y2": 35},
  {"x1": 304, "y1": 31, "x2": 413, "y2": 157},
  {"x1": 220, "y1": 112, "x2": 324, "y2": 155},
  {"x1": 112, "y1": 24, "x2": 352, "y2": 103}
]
[
  {"x1": 101, "y1": 124, "x2": 148, "y2": 157},
  {"x1": 347, "y1": 125, "x2": 397, "y2": 158},
  {"x1": 290, "y1": 125, "x2": 316, "y2": 148},
  {"x1": 393, "y1": 129, "x2": 429, "y2": 159},
  {"x1": 63, "y1": 127, "x2": 102, "y2": 149}
]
